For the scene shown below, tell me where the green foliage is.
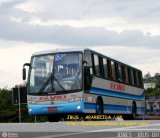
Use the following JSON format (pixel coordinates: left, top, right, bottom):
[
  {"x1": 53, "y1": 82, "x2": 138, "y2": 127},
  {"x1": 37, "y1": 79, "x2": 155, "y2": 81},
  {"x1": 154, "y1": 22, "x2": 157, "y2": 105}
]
[
  {"x1": 154, "y1": 73, "x2": 160, "y2": 83},
  {"x1": 145, "y1": 87, "x2": 160, "y2": 96},
  {"x1": 0, "y1": 88, "x2": 47, "y2": 122},
  {"x1": 144, "y1": 72, "x2": 152, "y2": 80},
  {"x1": 0, "y1": 88, "x2": 17, "y2": 122},
  {"x1": 144, "y1": 72, "x2": 160, "y2": 96}
]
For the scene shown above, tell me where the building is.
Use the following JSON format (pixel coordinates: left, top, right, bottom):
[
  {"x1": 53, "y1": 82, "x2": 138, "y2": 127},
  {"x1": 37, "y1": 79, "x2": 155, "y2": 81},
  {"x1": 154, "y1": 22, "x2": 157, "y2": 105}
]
[
  {"x1": 146, "y1": 96, "x2": 160, "y2": 115},
  {"x1": 144, "y1": 79, "x2": 158, "y2": 90},
  {"x1": 144, "y1": 79, "x2": 160, "y2": 115}
]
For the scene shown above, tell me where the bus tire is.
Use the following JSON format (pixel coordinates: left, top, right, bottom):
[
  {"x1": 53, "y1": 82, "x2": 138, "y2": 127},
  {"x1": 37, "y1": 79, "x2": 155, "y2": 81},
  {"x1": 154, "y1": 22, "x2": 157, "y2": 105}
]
[
  {"x1": 48, "y1": 115, "x2": 59, "y2": 122},
  {"x1": 131, "y1": 102, "x2": 137, "y2": 120},
  {"x1": 96, "y1": 98, "x2": 103, "y2": 115}
]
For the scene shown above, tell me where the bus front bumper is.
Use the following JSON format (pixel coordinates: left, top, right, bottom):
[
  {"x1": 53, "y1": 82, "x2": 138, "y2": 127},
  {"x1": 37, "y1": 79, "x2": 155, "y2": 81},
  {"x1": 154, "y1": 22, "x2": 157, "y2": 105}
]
[{"x1": 28, "y1": 100, "x2": 84, "y2": 115}]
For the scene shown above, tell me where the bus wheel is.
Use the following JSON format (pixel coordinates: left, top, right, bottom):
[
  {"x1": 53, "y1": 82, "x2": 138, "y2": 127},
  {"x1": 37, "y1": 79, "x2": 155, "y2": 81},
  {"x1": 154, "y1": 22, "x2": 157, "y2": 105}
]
[
  {"x1": 48, "y1": 115, "x2": 59, "y2": 122},
  {"x1": 96, "y1": 99, "x2": 103, "y2": 115},
  {"x1": 131, "y1": 103, "x2": 137, "y2": 120}
]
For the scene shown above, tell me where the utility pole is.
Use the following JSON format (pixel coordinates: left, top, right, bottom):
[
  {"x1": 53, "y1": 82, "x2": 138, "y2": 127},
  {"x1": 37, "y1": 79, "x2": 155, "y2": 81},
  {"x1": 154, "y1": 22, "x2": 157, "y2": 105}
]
[
  {"x1": 18, "y1": 86, "x2": 21, "y2": 123},
  {"x1": 35, "y1": 116, "x2": 37, "y2": 123}
]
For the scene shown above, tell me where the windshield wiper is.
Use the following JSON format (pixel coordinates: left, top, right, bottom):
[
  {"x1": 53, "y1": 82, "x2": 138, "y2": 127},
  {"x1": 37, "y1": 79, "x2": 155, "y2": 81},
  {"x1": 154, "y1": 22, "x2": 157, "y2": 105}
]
[
  {"x1": 38, "y1": 73, "x2": 66, "y2": 94},
  {"x1": 38, "y1": 74, "x2": 52, "y2": 94},
  {"x1": 53, "y1": 76, "x2": 66, "y2": 91}
]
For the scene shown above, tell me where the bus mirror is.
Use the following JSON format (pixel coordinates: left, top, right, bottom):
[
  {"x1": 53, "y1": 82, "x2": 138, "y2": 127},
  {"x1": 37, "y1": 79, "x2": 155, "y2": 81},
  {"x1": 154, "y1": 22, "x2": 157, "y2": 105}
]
[
  {"x1": 83, "y1": 60, "x2": 88, "y2": 65},
  {"x1": 22, "y1": 63, "x2": 30, "y2": 80},
  {"x1": 23, "y1": 68, "x2": 26, "y2": 80}
]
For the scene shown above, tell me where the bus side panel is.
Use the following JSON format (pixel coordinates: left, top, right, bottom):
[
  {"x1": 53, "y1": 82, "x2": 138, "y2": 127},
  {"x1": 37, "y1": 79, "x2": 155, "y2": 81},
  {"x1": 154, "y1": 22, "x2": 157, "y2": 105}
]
[{"x1": 84, "y1": 77, "x2": 145, "y2": 115}]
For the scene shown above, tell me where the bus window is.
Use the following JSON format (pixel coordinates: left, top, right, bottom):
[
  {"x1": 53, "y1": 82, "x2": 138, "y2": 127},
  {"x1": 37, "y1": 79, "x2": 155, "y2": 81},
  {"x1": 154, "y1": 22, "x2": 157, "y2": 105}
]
[
  {"x1": 133, "y1": 70, "x2": 137, "y2": 86},
  {"x1": 138, "y1": 71, "x2": 143, "y2": 88},
  {"x1": 102, "y1": 58, "x2": 108, "y2": 79},
  {"x1": 84, "y1": 50, "x2": 92, "y2": 67},
  {"x1": 135, "y1": 71, "x2": 140, "y2": 87},
  {"x1": 122, "y1": 65, "x2": 129, "y2": 84},
  {"x1": 111, "y1": 61, "x2": 116, "y2": 80},
  {"x1": 124, "y1": 67, "x2": 129, "y2": 84},
  {"x1": 109, "y1": 60, "x2": 116, "y2": 80},
  {"x1": 93, "y1": 54, "x2": 101, "y2": 76},
  {"x1": 131, "y1": 69, "x2": 135, "y2": 85},
  {"x1": 117, "y1": 63, "x2": 123, "y2": 82},
  {"x1": 136, "y1": 70, "x2": 143, "y2": 88}
]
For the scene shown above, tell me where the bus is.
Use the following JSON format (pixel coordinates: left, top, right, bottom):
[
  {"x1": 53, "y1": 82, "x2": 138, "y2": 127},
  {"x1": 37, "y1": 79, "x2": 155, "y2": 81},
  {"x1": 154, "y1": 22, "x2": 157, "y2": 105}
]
[{"x1": 23, "y1": 48, "x2": 145, "y2": 121}]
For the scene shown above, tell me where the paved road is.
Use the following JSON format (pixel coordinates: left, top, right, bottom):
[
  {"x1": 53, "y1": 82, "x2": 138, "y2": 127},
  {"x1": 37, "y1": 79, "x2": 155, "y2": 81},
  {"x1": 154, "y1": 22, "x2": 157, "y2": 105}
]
[{"x1": 0, "y1": 121, "x2": 160, "y2": 138}]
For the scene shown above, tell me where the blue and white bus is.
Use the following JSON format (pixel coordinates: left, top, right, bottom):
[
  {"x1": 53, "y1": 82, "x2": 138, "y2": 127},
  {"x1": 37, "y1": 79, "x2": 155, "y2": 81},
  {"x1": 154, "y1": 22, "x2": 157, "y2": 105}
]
[{"x1": 23, "y1": 48, "x2": 145, "y2": 121}]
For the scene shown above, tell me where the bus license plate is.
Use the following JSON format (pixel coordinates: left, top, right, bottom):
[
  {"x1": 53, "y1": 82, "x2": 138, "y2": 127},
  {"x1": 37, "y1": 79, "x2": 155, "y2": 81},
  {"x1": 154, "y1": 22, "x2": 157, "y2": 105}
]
[{"x1": 48, "y1": 107, "x2": 57, "y2": 112}]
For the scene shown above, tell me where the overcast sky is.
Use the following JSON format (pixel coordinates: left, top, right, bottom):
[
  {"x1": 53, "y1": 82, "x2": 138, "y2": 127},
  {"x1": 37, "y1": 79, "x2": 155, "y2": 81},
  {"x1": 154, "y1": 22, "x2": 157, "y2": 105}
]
[{"x1": 0, "y1": 0, "x2": 160, "y2": 88}]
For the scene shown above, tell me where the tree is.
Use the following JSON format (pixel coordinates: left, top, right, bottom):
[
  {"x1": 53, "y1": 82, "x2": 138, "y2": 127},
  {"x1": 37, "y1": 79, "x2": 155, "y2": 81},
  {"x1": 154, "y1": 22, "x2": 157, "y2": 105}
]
[
  {"x1": 154, "y1": 73, "x2": 160, "y2": 83},
  {"x1": 144, "y1": 72, "x2": 152, "y2": 80},
  {"x1": 0, "y1": 87, "x2": 47, "y2": 122},
  {"x1": 0, "y1": 88, "x2": 18, "y2": 122}
]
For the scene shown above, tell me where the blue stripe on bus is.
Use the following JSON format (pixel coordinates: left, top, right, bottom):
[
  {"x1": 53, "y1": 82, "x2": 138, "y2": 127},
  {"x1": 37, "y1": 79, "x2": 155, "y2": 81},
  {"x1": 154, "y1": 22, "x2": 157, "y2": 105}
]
[
  {"x1": 84, "y1": 102, "x2": 131, "y2": 111},
  {"x1": 90, "y1": 87, "x2": 144, "y2": 101},
  {"x1": 84, "y1": 102, "x2": 145, "y2": 113}
]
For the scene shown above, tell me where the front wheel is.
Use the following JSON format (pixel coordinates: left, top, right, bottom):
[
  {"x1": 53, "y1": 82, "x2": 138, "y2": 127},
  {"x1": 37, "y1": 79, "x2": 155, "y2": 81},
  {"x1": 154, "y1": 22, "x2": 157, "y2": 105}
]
[{"x1": 48, "y1": 115, "x2": 60, "y2": 122}]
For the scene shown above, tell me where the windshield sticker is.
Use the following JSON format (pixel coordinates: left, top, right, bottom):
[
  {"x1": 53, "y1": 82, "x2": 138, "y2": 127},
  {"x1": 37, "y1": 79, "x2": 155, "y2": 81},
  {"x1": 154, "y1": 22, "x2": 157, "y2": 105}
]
[{"x1": 55, "y1": 54, "x2": 62, "y2": 61}]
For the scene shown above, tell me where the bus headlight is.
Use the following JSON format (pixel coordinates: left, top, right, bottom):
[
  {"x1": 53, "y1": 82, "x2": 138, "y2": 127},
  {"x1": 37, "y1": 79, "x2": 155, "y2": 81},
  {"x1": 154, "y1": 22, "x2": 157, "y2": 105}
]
[
  {"x1": 76, "y1": 105, "x2": 81, "y2": 109},
  {"x1": 28, "y1": 108, "x2": 32, "y2": 112}
]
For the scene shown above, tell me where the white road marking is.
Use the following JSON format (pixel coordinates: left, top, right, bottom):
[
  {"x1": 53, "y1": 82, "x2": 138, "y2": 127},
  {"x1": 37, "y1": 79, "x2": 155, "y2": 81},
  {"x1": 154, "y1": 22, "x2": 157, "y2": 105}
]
[
  {"x1": 35, "y1": 132, "x2": 86, "y2": 138},
  {"x1": 88, "y1": 122, "x2": 160, "y2": 132},
  {"x1": 35, "y1": 122, "x2": 160, "y2": 138}
]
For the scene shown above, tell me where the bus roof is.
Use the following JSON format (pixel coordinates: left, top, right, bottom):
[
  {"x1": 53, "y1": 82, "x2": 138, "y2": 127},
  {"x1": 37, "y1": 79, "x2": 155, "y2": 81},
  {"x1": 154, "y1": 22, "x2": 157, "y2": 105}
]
[
  {"x1": 32, "y1": 48, "x2": 142, "y2": 72},
  {"x1": 32, "y1": 48, "x2": 89, "y2": 56}
]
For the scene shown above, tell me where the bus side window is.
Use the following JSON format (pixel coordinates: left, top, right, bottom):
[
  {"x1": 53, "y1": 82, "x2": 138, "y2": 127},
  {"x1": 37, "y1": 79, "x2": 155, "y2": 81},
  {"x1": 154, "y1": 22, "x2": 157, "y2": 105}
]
[
  {"x1": 93, "y1": 54, "x2": 101, "y2": 76},
  {"x1": 109, "y1": 60, "x2": 116, "y2": 81},
  {"x1": 108, "y1": 60, "x2": 112, "y2": 80},
  {"x1": 117, "y1": 63, "x2": 123, "y2": 82},
  {"x1": 128, "y1": 68, "x2": 132, "y2": 85},
  {"x1": 138, "y1": 71, "x2": 143, "y2": 88},
  {"x1": 122, "y1": 65, "x2": 129, "y2": 84},
  {"x1": 125, "y1": 67, "x2": 129, "y2": 84},
  {"x1": 136, "y1": 71, "x2": 140, "y2": 87},
  {"x1": 112, "y1": 61, "x2": 116, "y2": 80},
  {"x1": 102, "y1": 58, "x2": 108, "y2": 79},
  {"x1": 133, "y1": 70, "x2": 137, "y2": 86},
  {"x1": 131, "y1": 69, "x2": 135, "y2": 86}
]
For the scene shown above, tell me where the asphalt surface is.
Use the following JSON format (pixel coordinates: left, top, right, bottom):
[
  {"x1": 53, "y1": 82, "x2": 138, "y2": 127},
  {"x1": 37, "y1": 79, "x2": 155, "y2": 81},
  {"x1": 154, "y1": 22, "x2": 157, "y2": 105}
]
[{"x1": 0, "y1": 121, "x2": 160, "y2": 138}]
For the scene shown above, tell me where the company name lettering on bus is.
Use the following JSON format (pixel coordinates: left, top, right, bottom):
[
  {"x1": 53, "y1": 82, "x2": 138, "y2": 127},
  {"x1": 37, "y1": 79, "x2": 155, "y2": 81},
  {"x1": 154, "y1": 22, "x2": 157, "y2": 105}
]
[
  {"x1": 39, "y1": 95, "x2": 67, "y2": 101},
  {"x1": 110, "y1": 82, "x2": 125, "y2": 91}
]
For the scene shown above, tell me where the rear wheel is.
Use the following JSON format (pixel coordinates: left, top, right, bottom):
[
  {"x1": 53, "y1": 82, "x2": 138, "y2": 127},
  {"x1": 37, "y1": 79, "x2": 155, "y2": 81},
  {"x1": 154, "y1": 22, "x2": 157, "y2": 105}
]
[
  {"x1": 96, "y1": 99, "x2": 103, "y2": 115},
  {"x1": 131, "y1": 103, "x2": 137, "y2": 120}
]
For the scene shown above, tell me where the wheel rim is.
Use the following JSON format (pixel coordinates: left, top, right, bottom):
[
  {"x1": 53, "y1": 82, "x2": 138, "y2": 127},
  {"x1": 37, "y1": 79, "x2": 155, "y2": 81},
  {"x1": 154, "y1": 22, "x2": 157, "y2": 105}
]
[
  {"x1": 132, "y1": 104, "x2": 136, "y2": 119},
  {"x1": 96, "y1": 101, "x2": 102, "y2": 114}
]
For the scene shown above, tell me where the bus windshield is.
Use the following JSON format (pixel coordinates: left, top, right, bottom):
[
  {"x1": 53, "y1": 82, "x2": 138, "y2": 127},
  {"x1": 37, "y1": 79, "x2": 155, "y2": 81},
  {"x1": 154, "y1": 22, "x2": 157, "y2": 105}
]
[{"x1": 28, "y1": 52, "x2": 82, "y2": 94}]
